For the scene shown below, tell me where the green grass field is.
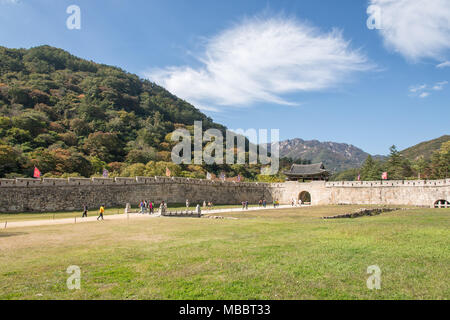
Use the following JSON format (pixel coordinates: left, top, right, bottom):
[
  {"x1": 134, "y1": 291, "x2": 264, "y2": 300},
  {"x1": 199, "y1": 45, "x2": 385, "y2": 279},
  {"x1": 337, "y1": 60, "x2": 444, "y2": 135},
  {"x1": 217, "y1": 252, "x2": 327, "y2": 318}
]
[{"x1": 0, "y1": 205, "x2": 448, "y2": 300}]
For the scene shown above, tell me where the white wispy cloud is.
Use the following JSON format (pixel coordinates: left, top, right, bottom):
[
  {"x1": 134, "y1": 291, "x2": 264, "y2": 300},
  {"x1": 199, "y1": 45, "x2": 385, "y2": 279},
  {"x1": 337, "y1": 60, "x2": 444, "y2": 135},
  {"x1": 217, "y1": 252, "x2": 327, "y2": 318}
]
[
  {"x1": 145, "y1": 16, "x2": 373, "y2": 111},
  {"x1": 409, "y1": 84, "x2": 427, "y2": 93},
  {"x1": 369, "y1": 0, "x2": 450, "y2": 61},
  {"x1": 437, "y1": 61, "x2": 450, "y2": 68},
  {"x1": 432, "y1": 81, "x2": 448, "y2": 90},
  {"x1": 0, "y1": 0, "x2": 19, "y2": 4},
  {"x1": 409, "y1": 81, "x2": 448, "y2": 98}
]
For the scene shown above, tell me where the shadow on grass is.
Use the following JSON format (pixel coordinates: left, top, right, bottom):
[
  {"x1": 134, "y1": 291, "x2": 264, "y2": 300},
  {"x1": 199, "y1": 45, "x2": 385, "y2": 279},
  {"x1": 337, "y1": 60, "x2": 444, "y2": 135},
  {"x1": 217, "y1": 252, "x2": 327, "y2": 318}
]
[{"x1": 0, "y1": 231, "x2": 27, "y2": 238}]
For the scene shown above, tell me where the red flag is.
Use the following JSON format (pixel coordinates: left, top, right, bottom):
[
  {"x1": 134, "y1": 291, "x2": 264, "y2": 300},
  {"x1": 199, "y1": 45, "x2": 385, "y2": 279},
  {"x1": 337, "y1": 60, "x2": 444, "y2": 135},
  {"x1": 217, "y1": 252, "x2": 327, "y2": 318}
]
[
  {"x1": 165, "y1": 167, "x2": 171, "y2": 177},
  {"x1": 382, "y1": 172, "x2": 388, "y2": 180},
  {"x1": 33, "y1": 167, "x2": 41, "y2": 178}
]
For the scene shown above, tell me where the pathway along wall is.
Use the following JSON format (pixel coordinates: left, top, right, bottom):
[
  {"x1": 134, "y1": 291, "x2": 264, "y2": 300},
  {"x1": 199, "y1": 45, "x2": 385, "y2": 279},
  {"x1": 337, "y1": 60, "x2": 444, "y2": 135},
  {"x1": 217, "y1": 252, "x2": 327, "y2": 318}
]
[{"x1": 0, "y1": 177, "x2": 273, "y2": 213}]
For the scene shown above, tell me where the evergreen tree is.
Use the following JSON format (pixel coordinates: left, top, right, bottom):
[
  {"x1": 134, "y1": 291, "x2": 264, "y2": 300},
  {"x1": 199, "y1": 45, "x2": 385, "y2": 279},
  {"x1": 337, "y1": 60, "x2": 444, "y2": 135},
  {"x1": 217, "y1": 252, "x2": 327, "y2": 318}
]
[
  {"x1": 411, "y1": 156, "x2": 428, "y2": 179},
  {"x1": 430, "y1": 141, "x2": 450, "y2": 179},
  {"x1": 361, "y1": 155, "x2": 380, "y2": 180},
  {"x1": 386, "y1": 145, "x2": 413, "y2": 180}
]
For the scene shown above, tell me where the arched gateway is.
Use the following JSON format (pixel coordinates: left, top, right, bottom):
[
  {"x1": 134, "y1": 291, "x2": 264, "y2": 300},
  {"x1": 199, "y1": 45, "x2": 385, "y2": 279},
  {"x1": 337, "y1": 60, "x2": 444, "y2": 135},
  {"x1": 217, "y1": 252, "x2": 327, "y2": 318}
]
[
  {"x1": 434, "y1": 199, "x2": 450, "y2": 208},
  {"x1": 298, "y1": 191, "x2": 311, "y2": 205}
]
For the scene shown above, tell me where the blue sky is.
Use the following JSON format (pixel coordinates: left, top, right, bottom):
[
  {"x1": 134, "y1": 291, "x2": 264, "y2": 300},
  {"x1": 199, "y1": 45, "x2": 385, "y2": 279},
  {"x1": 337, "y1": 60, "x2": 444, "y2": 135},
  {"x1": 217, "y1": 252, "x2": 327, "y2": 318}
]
[{"x1": 0, "y1": 0, "x2": 449, "y2": 155}]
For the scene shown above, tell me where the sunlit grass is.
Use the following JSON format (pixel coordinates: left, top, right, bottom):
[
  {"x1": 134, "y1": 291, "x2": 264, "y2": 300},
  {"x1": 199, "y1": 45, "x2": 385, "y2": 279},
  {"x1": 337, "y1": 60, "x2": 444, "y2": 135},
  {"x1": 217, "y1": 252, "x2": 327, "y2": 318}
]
[{"x1": 0, "y1": 205, "x2": 448, "y2": 300}]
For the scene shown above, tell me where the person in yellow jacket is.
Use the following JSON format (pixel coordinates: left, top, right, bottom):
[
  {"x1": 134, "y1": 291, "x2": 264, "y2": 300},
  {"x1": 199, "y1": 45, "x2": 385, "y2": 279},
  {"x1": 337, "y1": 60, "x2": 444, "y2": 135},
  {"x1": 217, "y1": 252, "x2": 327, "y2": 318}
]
[{"x1": 97, "y1": 205, "x2": 105, "y2": 221}]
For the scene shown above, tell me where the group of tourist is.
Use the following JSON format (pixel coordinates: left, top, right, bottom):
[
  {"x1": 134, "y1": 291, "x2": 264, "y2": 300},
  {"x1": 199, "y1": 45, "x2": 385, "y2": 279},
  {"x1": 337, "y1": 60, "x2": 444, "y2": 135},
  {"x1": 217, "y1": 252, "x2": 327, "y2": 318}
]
[
  {"x1": 242, "y1": 198, "x2": 280, "y2": 210},
  {"x1": 80, "y1": 197, "x2": 284, "y2": 220},
  {"x1": 81, "y1": 204, "x2": 105, "y2": 221},
  {"x1": 290, "y1": 198, "x2": 304, "y2": 207},
  {"x1": 138, "y1": 200, "x2": 155, "y2": 214},
  {"x1": 202, "y1": 201, "x2": 214, "y2": 210}
]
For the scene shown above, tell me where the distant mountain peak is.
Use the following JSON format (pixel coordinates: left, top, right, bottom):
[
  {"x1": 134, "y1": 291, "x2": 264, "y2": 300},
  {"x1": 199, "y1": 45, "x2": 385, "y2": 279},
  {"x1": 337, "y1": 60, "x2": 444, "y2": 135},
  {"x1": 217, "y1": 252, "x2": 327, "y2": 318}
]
[{"x1": 274, "y1": 138, "x2": 370, "y2": 172}]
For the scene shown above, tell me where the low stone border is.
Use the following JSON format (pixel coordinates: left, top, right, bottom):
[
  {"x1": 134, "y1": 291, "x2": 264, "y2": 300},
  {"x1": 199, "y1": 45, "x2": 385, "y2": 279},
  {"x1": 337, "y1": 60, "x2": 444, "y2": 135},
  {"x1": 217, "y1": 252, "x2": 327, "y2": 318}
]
[
  {"x1": 201, "y1": 215, "x2": 238, "y2": 220},
  {"x1": 322, "y1": 208, "x2": 401, "y2": 219},
  {"x1": 162, "y1": 211, "x2": 201, "y2": 218}
]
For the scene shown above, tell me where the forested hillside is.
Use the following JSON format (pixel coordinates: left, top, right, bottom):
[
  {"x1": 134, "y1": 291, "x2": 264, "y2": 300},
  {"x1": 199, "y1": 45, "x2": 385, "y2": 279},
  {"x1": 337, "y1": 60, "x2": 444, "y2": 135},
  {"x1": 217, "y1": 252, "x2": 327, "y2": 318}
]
[
  {"x1": 1, "y1": 46, "x2": 447, "y2": 182},
  {"x1": 0, "y1": 45, "x2": 236, "y2": 179},
  {"x1": 401, "y1": 135, "x2": 450, "y2": 161},
  {"x1": 331, "y1": 142, "x2": 449, "y2": 181}
]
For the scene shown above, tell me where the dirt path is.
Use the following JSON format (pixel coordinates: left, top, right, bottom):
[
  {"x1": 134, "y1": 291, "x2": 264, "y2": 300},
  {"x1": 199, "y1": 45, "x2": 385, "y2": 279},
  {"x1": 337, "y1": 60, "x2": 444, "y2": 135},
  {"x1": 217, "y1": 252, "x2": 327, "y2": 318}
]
[{"x1": 1, "y1": 205, "x2": 296, "y2": 229}]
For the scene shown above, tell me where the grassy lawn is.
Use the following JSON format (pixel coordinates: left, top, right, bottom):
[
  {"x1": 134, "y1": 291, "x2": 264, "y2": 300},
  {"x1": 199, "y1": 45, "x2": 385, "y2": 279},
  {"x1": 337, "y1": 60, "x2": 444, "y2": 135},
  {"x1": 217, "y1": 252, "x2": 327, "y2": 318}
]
[{"x1": 0, "y1": 205, "x2": 448, "y2": 300}]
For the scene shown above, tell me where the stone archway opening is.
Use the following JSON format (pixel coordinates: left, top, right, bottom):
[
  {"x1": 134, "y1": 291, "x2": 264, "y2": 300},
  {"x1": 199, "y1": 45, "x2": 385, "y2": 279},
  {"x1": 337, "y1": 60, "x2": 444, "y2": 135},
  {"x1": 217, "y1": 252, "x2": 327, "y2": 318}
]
[
  {"x1": 434, "y1": 199, "x2": 450, "y2": 208},
  {"x1": 298, "y1": 191, "x2": 311, "y2": 205}
]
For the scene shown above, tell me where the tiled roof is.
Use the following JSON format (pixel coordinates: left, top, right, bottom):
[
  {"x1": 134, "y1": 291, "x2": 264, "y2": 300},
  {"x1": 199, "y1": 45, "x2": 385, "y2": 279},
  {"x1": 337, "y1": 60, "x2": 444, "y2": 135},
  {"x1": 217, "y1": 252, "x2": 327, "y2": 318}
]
[{"x1": 284, "y1": 162, "x2": 329, "y2": 175}]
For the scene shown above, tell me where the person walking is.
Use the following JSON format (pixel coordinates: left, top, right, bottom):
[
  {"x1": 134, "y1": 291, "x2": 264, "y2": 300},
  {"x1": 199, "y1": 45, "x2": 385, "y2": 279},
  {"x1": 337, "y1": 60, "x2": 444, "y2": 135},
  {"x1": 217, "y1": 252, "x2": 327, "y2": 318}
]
[
  {"x1": 263, "y1": 199, "x2": 266, "y2": 208},
  {"x1": 139, "y1": 200, "x2": 144, "y2": 214},
  {"x1": 97, "y1": 205, "x2": 105, "y2": 221},
  {"x1": 82, "y1": 204, "x2": 88, "y2": 218},
  {"x1": 245, "y1": 200, "x2": 249, "y2": 210},
  {"x1": 160, "y1": 201, "x2": 166, "y2": 215},
  {"x1": 149, "y1": 200, "x2": 153, "y2": 214}
]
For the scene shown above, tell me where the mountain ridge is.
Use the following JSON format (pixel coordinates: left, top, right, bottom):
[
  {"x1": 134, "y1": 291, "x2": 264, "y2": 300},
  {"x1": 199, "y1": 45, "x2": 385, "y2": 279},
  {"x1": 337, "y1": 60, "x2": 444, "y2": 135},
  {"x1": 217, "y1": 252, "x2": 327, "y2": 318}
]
[
  {"x1": 272, "y1": 135, "x2": 448, "y2": 173},
  {"x1": 270, "y1": 138, "x2": 370, "y2": 172},
  {"x1": 401, "y1": 135, "x2": 450, "y2": 161}
]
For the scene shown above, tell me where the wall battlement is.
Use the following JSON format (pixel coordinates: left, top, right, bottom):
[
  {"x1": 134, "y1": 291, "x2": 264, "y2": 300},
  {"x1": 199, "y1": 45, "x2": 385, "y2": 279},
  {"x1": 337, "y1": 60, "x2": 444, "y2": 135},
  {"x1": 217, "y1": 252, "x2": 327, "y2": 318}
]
[
  {"x1": 0, "y1": 176, "x2": 270, "y2": 188},
  {"x1": 325, "y1": 179, "x2": 450, "y2": 188}
]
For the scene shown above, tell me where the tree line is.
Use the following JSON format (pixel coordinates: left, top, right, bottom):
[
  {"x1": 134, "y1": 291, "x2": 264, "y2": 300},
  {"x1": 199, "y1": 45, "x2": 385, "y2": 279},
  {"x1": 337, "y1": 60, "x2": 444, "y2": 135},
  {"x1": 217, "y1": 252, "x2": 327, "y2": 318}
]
[{"x1": 331, "y1": 144, "x2": 449, "y2": 181}]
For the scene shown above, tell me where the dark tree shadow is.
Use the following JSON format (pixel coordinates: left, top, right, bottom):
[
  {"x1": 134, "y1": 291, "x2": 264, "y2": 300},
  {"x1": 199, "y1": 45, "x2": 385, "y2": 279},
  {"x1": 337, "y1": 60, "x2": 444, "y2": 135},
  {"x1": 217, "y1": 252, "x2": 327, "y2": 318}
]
[{"x1": 0, "y1": 232, "x2": 27, "y2": 238}]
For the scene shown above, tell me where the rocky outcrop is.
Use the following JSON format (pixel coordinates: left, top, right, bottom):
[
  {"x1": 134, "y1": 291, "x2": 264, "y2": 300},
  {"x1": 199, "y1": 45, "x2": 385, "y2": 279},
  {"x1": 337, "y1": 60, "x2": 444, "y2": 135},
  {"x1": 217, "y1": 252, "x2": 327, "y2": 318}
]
[{"x1": 322, "y1": 208, "x2": 401, "y2": 219}]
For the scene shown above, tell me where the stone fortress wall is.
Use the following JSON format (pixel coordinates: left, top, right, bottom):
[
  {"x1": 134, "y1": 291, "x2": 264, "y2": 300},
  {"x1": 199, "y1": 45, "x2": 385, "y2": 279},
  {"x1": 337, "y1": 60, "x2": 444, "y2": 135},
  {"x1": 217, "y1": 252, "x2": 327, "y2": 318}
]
[
  {"x1": 0, "y1": 176, "x2": 449, "y2": 213},
  {"x1": 276, "y1": 179, "x2": 450, "y2": 208},
  {"x1": 0, "y1": 177, "x2": 273, "y2": 213}
]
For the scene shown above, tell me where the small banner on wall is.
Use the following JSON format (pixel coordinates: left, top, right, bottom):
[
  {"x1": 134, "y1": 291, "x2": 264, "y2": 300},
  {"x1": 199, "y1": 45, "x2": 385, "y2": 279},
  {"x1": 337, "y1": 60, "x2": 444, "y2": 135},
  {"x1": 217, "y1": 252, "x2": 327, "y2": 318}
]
[{"x1": 33, "y1": 167, "x2": 41, "y2": 178}]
